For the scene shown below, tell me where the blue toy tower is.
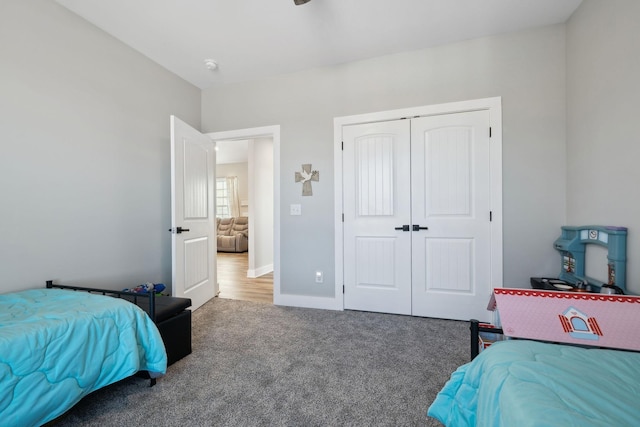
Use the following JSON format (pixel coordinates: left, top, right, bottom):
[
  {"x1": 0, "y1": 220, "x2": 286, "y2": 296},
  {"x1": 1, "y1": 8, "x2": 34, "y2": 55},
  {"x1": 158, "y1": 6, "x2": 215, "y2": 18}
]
[{"x1": 553, "y1": 225, "x2": 627, "y2": 292}]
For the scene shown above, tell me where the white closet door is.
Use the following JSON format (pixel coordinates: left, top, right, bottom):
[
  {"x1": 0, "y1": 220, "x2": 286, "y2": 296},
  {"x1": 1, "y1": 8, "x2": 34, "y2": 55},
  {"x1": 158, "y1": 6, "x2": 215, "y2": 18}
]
[
  {"x1": 342, "y1": 120, "x2": 412, "y2": 315},
  {"x1": 410, "y1": 110, "x2": 492, "y2": 320}
]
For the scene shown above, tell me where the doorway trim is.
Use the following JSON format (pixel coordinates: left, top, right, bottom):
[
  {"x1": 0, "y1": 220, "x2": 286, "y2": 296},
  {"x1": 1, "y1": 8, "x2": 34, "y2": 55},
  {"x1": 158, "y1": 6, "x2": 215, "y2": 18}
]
[
  {"x1": 207, "y1": 125, "x2": 280, "y2": 304},
  {"x1": 334, "y1": 97, "x2": 503, "y2": 310}
]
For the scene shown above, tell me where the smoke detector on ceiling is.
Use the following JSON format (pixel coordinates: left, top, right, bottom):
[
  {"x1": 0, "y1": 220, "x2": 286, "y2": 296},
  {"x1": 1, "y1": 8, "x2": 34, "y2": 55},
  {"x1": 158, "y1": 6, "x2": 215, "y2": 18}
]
[{"x1": 204, "y1": 59, "x2": 218, "y2": 71}]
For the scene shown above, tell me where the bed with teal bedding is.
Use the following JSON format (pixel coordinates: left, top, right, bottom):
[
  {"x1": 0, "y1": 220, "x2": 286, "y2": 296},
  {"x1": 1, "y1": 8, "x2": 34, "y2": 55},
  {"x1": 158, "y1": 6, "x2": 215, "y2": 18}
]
[
  {"x1": 0, "y1": 288, "x2": 167, "y2": 427},
  {"x1": 428, "y1": 339, "x2": 640, "y2": 426}
]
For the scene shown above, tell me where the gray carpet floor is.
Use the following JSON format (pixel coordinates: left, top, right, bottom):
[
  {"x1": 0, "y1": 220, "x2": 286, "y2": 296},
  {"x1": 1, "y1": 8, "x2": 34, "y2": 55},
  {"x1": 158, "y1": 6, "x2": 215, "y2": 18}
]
[{"x1": 53, "y1": 298, "x2": 469, "y2": 426}]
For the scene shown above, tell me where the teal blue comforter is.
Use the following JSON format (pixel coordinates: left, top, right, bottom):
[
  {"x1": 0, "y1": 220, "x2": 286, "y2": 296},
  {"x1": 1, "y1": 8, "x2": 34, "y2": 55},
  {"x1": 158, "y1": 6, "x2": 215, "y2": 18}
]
[
  {"x1": 428, "y1": 340, "x2": 640, "y2": 426},
  {"x1": 0, "y1": 289, "x2": 167, "y2": 426}
]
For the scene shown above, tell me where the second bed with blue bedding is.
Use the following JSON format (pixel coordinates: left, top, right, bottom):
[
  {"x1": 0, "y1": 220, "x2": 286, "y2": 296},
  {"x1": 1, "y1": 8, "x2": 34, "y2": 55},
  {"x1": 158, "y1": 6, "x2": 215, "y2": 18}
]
[{"x1": 428, "y1": 339, "x2": 640, "y2": 426}]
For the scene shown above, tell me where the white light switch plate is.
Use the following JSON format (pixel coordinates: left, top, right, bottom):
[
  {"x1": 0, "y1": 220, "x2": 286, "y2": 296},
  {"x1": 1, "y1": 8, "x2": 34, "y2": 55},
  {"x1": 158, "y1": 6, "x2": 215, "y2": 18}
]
[{"x1": 290, "y1": 204, "x2": 302, "y2": 215}]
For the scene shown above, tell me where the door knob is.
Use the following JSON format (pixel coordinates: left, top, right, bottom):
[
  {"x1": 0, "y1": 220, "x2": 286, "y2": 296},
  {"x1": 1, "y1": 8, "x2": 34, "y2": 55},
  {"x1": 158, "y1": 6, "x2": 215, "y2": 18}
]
[
  {"x1": 412, "y1": 225, "x2": 429, "y2": 231},
  {"x1": 394, "y1": 225, "x2": 410, "y2": 231},
  {"x1": 168, "y1": 226, "x2": 191, "y2": 234}
]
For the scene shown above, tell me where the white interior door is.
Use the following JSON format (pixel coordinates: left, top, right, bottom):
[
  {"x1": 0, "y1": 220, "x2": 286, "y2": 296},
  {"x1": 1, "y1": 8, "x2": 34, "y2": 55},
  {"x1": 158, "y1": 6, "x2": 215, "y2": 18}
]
[
  {"x1": 343, "y1": 120, "x2": 412, "y2": 315},
  {"x1": 410, "y1": 111, "x2": 492, "y2": 320},
  {"x1": 170, "y1": 115, "x2": 216, "y2": 311}
]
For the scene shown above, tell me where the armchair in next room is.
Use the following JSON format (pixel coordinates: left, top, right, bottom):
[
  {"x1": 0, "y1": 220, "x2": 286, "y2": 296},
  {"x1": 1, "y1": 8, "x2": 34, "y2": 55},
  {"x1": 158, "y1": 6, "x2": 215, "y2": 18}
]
[{"x1": 216, "y1": 217, "x2": 248, "y2": 252}]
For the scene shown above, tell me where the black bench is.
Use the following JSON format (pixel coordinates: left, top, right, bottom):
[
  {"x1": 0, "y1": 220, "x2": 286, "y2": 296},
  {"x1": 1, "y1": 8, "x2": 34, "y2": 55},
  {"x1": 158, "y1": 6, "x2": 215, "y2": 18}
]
[
  {"x1": 45, "y1": 281, "x2": 192, "y2": 366},
  {"x1": 132, "y1": 294, "x2": 192, "y2": 366}
]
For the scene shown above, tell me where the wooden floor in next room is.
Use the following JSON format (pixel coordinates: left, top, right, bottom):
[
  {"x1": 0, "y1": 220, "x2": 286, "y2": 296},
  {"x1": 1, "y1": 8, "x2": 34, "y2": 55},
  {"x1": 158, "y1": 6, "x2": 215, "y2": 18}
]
[{"x1": 217, "y1": 252, "x2": 273, "y2": 304}]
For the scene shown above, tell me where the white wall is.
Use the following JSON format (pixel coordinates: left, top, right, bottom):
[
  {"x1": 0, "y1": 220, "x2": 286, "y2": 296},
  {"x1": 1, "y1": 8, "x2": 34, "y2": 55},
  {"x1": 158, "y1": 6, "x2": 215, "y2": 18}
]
[
  {"x1": 566, "y1": 0, "x2": 640, "y2": 294},
  {"x1": 249, "y1": 138, "x2": 274, "y2": 275},
  {"x1": 0, "y1": 0, "x2": 201, "y2": 293},
  {"x1": 202, "y1": 25, "x2": 568, "y2": 297}
]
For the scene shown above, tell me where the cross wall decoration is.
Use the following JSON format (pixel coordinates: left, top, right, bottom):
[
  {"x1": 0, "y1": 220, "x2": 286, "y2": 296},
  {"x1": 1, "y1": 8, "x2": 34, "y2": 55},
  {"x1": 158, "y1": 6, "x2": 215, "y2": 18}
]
[{"x1": 295, "y1": 164, "x2": 319, "y2": 196}]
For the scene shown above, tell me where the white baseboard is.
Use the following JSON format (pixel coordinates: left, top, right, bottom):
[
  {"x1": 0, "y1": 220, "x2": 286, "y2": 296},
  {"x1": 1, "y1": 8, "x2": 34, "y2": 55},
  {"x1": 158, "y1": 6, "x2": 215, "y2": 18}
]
[
  {"x1": 274, "y1": 293, "x2": 343, "y2": 311},
  {"x1": 247, "y1": 264, "x2": 273, "y2": 279}
]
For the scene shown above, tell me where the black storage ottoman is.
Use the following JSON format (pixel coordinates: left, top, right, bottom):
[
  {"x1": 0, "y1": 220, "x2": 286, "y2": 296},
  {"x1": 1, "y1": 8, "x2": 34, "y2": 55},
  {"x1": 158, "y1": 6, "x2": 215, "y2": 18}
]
[
  {"x1": 129, "y1": 295, "x2": 192, "y2": 366},
  {"x1": 156, "y1": 307, "x2": 191, "y2": 365}
]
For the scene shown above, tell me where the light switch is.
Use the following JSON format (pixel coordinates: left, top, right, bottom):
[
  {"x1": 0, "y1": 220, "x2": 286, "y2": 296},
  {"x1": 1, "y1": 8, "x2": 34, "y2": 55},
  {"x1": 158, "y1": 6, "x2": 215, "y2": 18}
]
[{"x1": 290, "y1": 204, "x2": 302, "y2": 215}]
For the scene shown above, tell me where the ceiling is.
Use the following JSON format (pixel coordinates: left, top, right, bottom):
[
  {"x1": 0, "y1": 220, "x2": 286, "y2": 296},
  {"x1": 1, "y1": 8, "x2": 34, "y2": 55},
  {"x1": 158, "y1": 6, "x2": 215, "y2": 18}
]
[
  {"x1": 55, "y1": 0, "x2": 583, "y2": 89},
  {"x1": 216, "y1": 140, "x2": 249, "y2": 165}
]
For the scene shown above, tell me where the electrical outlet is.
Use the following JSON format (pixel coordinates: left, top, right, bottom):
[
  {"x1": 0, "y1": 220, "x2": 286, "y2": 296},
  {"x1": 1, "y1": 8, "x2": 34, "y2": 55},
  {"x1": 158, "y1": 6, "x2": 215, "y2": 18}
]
[
  {"x1": 315, "y1": 271, "x2": 323, "y2": 283},
  {"x1": 290, "y1": 204, "x2": 302, "y2": 215}
]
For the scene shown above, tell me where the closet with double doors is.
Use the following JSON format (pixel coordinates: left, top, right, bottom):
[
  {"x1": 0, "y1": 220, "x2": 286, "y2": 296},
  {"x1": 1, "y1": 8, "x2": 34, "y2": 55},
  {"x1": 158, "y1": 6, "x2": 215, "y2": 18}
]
[{"x1": 341, "y1": 108, "x2": 495, "y2": 321}]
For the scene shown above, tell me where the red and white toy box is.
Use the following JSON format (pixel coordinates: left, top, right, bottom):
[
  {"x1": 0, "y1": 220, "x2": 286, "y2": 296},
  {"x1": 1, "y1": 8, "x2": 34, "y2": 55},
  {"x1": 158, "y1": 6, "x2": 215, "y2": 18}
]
[{"x1": 491, "y1": 288, "x2": 640, "y2": 351}]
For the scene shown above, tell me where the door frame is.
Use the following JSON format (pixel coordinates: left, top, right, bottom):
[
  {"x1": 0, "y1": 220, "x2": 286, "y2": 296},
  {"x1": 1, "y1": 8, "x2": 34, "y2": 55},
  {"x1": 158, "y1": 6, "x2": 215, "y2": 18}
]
[
  {"x1": 207, "y1": 125, "x2": 281, "y2": 304},
  {"x1": 334, "y1": 97, "x2": 503, "y2": 310}
]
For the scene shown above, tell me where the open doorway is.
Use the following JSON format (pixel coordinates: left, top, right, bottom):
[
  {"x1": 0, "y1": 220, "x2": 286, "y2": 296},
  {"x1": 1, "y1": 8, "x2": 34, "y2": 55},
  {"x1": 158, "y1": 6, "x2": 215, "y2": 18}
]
[{"x1": 211, "y1": 130, "x2": 277, "y2": 304}]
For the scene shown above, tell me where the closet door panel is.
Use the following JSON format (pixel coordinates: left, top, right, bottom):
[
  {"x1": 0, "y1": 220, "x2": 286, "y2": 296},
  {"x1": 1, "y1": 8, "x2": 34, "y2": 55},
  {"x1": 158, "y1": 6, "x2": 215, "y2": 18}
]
[
  {"x1": 342, "y1": 120, "x2": 412, "y2": 315},
  {"x1": 411, "y1": 110, "x2": 492, "y2": 321}
]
